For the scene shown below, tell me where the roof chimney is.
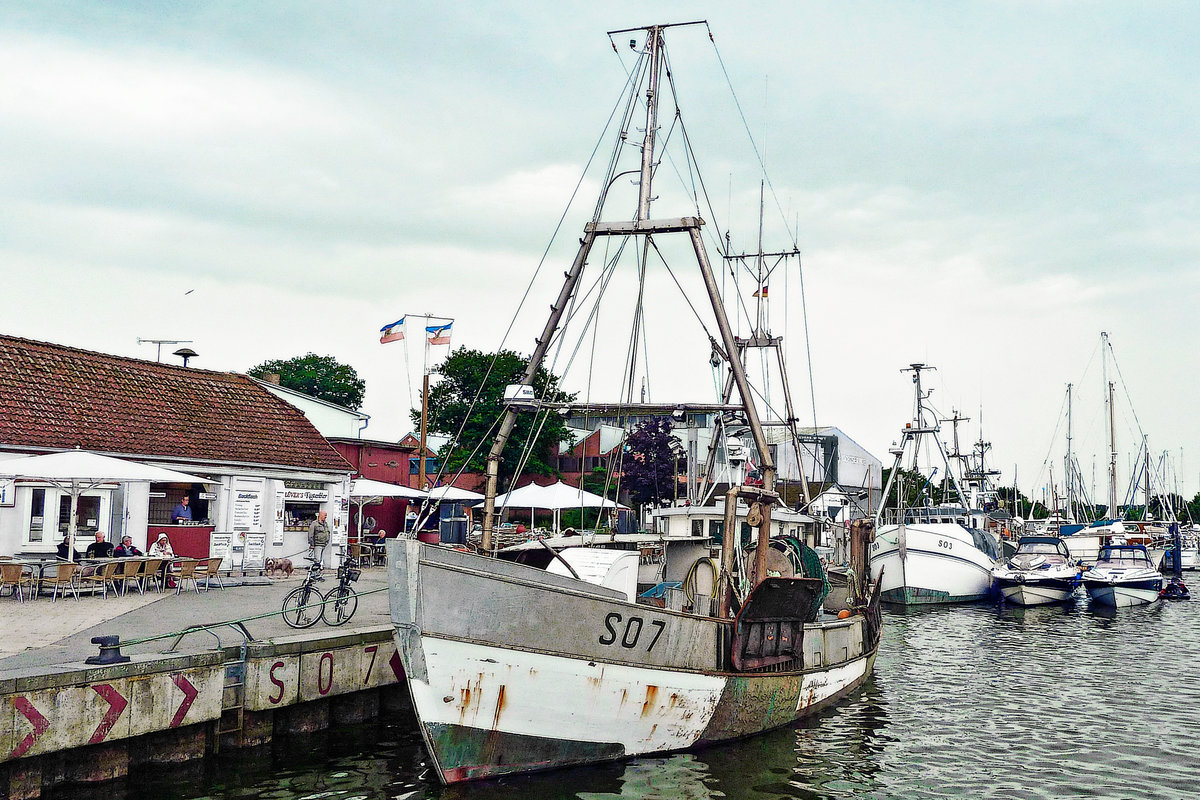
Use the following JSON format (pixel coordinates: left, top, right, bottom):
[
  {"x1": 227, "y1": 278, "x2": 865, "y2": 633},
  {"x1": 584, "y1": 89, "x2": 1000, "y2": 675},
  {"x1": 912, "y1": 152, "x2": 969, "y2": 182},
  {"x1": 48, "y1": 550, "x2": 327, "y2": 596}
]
[{"x1": 263, "y1": 373, "x2": 281, "y2": 385}]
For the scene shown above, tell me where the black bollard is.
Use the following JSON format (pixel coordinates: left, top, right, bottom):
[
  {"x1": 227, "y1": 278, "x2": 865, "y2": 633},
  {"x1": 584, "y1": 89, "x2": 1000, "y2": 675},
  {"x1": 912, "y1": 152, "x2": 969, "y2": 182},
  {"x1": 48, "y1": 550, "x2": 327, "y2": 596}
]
[{"x1": 85, "y1": 635, "x2": 131, "y2": 665}]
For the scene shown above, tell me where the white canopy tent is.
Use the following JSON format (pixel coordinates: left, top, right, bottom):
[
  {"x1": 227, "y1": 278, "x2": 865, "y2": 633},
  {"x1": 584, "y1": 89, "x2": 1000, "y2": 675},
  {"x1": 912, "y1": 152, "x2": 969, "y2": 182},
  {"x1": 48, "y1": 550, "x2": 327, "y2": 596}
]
[
  {"x1": 0, "y1": 450, "x2": 211, "y2": 560},
  {"x1": 348, "y1": 478, "x2": 426, "y2": 539},
  {"x1": 493, "y1": 480, "x2": 628, "y2": 532}
]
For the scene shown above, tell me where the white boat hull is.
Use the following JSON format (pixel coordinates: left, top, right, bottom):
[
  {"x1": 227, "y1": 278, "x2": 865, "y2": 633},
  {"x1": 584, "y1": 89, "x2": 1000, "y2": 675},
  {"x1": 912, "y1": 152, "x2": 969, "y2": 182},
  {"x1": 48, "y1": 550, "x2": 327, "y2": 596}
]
[
  {"x1": 1083, "y1": 582, "x2": 1161, "y2": 607},
  {"x1": 996, "y1": 581, "x2": 1077, "y2": 606},
  {"x1": 870, "y1": 523, "x2": 998, "y2": 605},
  {"x1": 389, "y1": 540, "x2": 881, "y2": 783},
  {"x1": 406, "y1": 635, "x2": 874, "y2": 782}
]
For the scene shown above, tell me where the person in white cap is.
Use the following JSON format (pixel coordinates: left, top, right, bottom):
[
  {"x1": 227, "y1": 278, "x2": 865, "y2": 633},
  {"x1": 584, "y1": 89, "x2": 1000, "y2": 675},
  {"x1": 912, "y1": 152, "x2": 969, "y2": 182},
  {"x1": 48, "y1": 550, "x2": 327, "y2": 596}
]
[
  {"x1": 149, "y1": 532, "x2": 175, "y2": 559},
  {"x1": 149, "y1": 532, "x2": 177, "y2": 588}
]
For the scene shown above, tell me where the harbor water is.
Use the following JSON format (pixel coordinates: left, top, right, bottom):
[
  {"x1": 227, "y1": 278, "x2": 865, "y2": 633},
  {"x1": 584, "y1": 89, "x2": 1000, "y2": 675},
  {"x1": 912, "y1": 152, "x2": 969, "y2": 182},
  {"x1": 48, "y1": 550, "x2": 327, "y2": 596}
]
[{"x1": 66, "y1": 598, "x2": 1198, "y2": 800}]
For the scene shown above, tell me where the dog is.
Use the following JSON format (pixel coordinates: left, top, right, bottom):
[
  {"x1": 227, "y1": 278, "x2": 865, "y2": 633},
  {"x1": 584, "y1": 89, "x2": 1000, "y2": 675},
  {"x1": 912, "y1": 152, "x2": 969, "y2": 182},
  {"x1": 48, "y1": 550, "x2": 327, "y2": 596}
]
[{"x1": 265, "y1": 557, "x2": 294, "y2": 578}]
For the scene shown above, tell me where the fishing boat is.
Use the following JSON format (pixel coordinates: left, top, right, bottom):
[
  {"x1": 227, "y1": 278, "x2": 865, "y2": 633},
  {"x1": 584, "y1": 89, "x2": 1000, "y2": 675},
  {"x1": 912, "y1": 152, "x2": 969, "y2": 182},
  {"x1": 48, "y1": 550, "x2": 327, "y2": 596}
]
[
  {"x1": 388, "y1": 22, "x2": 882, "y2": 784},
  {"x1": 991, "y1": 536, "x2": 1081, "y2": 606},
  {"x1": 1081, "y1": 543, "x2": 1163, "y2": 607},
  {"x1": 869, "y1": 364, "x2": 1002, "y2": 605}
]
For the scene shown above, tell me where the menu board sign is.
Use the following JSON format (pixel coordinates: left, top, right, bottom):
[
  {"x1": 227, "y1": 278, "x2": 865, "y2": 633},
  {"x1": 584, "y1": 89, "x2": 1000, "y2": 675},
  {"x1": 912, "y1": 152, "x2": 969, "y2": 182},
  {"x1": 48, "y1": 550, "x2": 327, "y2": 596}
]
[
  {"x1": 209, "y1": 532, "x2": 233, "y2": 569},
  {"x1": 273, "y1": 488, "x2": 286, "y2": 545},
  {"x1": 243, "y1": 533, "x2": 267, "y2": 570},
  {"x1": 232, "y1": 490, "x2": 262, "y2": 532}
]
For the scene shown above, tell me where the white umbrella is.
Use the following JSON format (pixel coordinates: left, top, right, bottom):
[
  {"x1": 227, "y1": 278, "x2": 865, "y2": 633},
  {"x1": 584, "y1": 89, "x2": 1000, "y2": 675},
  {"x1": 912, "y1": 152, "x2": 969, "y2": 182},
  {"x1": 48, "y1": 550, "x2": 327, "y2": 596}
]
[
  {"x1": 348, "y1": 479, "x2": 426, "y2": 539},
  {"x1": 349, "y1": 478, "x2": 426, "y2": 499},
  {"x1": 0, "y1": 451, "x2": 211, "y2": 561},
  {"x1": 493, "y1": 480, "x2": 628, "y2": 532},
  {"x1": 425, "y1": 485, "x2": 485, "y2": 502}
]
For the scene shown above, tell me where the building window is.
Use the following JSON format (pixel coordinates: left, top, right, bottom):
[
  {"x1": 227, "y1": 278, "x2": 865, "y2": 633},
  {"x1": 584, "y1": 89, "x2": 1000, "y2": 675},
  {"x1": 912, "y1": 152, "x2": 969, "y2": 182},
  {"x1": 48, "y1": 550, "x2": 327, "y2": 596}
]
[
  {"x1": 409, "y1": 457, "x2": 439, "y2": 475},
  {"x1": 29, "y1": 488, "x2": 45, "y2": 542},
  {"x1": 60, "y1": 494, "x2": 101, "y2": 534}
]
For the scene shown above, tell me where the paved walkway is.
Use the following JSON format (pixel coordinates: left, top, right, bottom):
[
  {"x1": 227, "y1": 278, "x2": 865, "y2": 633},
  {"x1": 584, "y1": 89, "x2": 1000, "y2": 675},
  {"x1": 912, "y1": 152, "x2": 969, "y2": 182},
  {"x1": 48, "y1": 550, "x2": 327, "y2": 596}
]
[{"x1": 0, "y1": 566, "x2": 391, "y2": 679}]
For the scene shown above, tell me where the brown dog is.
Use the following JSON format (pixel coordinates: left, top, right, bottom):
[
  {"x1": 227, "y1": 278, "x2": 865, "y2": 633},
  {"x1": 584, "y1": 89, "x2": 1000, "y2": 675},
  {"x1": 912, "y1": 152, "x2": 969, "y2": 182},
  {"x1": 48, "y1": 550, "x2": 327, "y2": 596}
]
[{"x1": 265, "y1": 557, "x2": 294, "y2": 578}]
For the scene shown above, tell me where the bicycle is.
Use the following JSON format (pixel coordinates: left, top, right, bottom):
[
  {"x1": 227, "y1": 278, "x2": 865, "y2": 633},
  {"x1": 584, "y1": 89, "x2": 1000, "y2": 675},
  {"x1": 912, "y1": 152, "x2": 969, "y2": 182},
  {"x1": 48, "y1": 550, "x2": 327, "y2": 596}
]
[
  {"x1": 321, "y1": 556, "x2": 361, "y2": 626},
  {"x1": 281, "y1": 561, "x2": 325, "y2": 628}
]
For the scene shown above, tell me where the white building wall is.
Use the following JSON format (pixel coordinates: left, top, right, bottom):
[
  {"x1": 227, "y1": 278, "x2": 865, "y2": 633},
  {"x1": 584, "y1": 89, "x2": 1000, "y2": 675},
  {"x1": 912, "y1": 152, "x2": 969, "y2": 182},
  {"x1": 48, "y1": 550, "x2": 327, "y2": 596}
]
[{"x1": 258, "y1": 383, "x2": 368, "y2": 439}]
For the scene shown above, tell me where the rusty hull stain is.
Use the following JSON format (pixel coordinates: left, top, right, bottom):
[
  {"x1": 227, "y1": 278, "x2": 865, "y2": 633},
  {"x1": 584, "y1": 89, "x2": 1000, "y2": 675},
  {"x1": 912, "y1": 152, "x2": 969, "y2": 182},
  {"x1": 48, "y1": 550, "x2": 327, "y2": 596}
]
[
  {"x1": 491, "y1": 685, "x2": 507, "y2": 730},
  {"x1": 641, "y1": 685, "x2": 659, "y2": 717}
]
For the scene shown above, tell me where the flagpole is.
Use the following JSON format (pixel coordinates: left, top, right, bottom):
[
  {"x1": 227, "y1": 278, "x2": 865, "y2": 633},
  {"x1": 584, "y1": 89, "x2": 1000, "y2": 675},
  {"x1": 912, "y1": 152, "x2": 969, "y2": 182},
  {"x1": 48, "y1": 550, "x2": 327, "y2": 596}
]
[
  {"x1": 381, "y1": 313, "x2": 453, "y2": 497},
  {"x1": 420, "y1": 334, "x2": 430, "y2": 490}
]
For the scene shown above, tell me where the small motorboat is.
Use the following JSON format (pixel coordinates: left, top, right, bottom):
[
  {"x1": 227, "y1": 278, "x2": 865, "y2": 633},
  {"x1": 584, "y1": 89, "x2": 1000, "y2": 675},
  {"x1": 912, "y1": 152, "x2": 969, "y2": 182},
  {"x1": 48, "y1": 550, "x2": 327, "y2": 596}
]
[
  {"x1": 1082, "y1": 544, "x2": 1164, "y2": 607},
  {"x1": 992, "y1": 536, "x2": 1081, "y2": 606},
  {"x1": 1159, "y1": 577, "x2": 1190, "y2": 601}
]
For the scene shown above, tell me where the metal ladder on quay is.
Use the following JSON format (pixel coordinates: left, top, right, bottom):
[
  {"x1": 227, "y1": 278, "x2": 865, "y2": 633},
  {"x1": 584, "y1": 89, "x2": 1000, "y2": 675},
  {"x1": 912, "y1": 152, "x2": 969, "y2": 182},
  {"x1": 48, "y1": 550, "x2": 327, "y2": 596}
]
[{"x1": 214, "y1": 640, "x2": 249, "y2": 752}]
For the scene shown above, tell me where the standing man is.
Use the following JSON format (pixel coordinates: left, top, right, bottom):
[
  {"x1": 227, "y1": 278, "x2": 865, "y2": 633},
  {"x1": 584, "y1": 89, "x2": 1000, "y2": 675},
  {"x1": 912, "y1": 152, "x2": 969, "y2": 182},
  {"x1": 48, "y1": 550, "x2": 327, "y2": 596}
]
[
  {"x1": 308, "y1": 510, "x2": 331, "y2": 567},
  {"x1": 172, "y1": 495, "x2": 193, "y2": 523}
]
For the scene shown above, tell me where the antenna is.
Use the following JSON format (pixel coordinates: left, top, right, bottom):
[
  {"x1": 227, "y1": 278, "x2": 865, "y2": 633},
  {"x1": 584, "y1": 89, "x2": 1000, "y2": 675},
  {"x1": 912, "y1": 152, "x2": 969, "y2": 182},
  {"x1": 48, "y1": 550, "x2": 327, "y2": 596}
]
[{"x1": 137, "y1": 338, "x2": 193, "y2": 363}]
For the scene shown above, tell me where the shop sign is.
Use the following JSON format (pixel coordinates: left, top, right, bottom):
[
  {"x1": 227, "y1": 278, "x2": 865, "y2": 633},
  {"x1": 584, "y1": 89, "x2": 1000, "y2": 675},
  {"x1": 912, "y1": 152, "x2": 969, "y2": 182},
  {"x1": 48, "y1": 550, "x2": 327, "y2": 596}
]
[
  {"x1": 283, "y1": 488, "x2": 329, "y2": 502},
  {"x1": 1, "y1": 479, "x2": 16, "y2": 507}
]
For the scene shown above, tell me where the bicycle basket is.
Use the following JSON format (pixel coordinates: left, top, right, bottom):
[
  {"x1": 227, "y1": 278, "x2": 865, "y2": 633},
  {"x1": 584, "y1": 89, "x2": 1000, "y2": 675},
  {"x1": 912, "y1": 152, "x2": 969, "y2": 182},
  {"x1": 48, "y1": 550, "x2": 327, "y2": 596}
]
[{"x1": 344, "y1": 568, "x2": 361, "y2": 582}]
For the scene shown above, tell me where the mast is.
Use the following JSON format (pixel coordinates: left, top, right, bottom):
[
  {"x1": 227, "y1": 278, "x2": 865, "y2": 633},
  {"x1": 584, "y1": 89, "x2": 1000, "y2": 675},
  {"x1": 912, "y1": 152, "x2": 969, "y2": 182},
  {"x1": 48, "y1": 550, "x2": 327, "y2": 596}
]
[
  {"x1": 482, "y1": 22, "x2": 762, "y2": 555},
  {"x1": 1102, "y1": 332, "x2": 1118, "y2": 518},
  {"x1": 1065, "y1": 382, "x2": 1073, "y2": 519}
]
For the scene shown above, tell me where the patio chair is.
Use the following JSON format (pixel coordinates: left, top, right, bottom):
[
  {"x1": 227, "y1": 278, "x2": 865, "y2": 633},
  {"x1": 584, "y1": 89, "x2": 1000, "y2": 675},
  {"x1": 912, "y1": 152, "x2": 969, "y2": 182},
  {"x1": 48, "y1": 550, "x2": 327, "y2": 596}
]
[
  {"x1": 140, "y1": 558, "x2": 164, "y2": 592},
  {"x1": 194, "y1": 556, "x2": 226, "y2": 590},
  {"x1": 42, "y1": 562, "x2": 81, "y2": 601},
  {"x1": 113, "y1": 559, "x2": 145, "y2": 595},
  {"x1": 0, "y1": 562, "x2": 36, "y2": 602},
  {"x1": 171, "y1": 558, "x2": 202, "y2": 595},
  {"x1": 80, "y1": 560, "x2": 121, "y2": 599}
]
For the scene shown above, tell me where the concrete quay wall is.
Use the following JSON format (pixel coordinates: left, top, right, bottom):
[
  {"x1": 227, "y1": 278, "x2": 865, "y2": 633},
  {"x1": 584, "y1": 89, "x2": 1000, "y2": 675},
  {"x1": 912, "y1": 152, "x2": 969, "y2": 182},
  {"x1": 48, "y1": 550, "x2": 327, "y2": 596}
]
[{"x1": 0, "y1": 625, "x2": 405, "y2": 799}]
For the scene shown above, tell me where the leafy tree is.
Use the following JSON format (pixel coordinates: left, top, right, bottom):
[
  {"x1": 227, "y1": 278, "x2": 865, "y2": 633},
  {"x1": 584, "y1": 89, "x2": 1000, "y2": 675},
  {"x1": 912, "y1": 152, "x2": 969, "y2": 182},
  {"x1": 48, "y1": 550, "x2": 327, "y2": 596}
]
[
  {"x1": 880, "y1": 467, "x2": 954, "y2": 510},
  {"x1": 622, "y1": 418, "x2": 679, "y2": 508},
  {"x1": 248, "y1": 353, "x2": 365, "y2": 410},
  {"x1": 420, "y1": 347, "x2": 575, "y2": 485}
]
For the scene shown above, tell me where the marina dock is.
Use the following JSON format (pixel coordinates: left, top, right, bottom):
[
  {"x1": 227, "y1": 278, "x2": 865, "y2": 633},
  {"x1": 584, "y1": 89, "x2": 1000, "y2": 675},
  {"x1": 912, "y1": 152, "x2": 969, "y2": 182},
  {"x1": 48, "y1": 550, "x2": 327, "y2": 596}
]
[{"x1": 0, "y1": 567, "x2": 405, "y2": 800}]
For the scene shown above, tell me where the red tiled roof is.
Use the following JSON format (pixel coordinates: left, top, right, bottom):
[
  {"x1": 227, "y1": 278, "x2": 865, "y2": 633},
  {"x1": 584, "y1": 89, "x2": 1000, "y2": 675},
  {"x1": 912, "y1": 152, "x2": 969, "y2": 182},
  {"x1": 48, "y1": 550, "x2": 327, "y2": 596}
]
[{"x1": 0, "y1": 334, "x2": 351, "y2": 473}]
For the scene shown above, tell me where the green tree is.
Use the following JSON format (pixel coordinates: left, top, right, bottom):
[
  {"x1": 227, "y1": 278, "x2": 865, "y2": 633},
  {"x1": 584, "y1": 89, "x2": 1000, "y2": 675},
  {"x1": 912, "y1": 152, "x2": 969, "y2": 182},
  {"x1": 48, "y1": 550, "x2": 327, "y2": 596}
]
[
  {"x1": 248, "y1": 353, "x2": 366, "y2": 410},
  {"x1": 419, "y1": 347, "x2": 575, "y2": 485},
  {"x1": 881, "y1": 467, "x2": 956, "y2": 510}
]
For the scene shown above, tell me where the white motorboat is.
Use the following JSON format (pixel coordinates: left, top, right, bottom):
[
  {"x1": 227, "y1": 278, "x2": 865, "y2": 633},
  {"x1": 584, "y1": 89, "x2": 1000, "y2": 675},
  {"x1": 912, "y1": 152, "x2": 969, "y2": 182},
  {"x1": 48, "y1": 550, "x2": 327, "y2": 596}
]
[
  {"x1": 870, "y1": 365, "x2": 1002, "y2": 606},
  {"x1": 991, "y1": 536, "x2": 1081, "y2": 606},
  {"x1": 1082, "y1": 544, "x2": 1163, "y2": 607}
]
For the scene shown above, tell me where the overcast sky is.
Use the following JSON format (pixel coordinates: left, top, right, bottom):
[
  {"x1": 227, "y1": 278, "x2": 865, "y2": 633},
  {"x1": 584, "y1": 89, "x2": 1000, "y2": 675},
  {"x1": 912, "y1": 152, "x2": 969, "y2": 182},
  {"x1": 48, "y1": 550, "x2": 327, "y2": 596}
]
[{"x1": 3, "y1": 2, "x2": 1198, "y2": 503}]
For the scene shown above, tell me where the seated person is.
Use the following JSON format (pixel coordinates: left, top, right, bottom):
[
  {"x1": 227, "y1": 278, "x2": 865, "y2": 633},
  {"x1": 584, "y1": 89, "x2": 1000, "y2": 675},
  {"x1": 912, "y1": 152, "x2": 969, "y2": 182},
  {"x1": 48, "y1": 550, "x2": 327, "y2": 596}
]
[
  {"x1": 113, "y1": 535, "x2": 143, "y2": 557},
  {"x1": 171, "y1": 496, "x2": 194, "y2": 523},
  {"x1": 56, "y1": 534, "x2": 82, "y2": 561},
  {"x1": 370, "y1": 529, "x2": 388, "y2": 545},
  {"x1": 85, "y1": 531, "x2": 114, "y2": 559}
]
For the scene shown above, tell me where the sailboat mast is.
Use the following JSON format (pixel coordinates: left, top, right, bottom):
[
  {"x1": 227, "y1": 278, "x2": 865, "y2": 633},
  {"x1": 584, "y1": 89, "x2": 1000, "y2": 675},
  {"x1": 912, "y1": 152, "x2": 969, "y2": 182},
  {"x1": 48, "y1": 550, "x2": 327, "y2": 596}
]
[
  {"x1": 1065, "y1": 382, "x2": 1073, "y2": 518},
  {"x1": 1102, "y1": 332, "x2": 1118, "y2": 517}
]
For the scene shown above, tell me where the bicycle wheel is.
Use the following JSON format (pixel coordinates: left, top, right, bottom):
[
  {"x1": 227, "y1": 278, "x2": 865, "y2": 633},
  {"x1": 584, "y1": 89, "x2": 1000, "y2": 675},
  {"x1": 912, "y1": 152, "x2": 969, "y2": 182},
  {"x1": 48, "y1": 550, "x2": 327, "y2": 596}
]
[
  {"x1": 321, "y1": 584, "x2": 358, "y2": 626},
  {"x1": 282, "y1": 586, "x2": 322, "y2": 628}
]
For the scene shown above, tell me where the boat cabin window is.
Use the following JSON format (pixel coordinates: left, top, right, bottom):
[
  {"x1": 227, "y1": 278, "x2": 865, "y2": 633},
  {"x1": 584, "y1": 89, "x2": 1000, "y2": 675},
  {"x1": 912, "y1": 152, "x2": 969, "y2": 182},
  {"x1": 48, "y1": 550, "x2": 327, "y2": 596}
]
[
  {"x1": 1018, "y1": 542, "x2": 1061, "y2": 555},
  {"x1": 709, "y1": 519, "x2": 724, "y2": 541},
  {"x1": 692, "y1": 519, "x2": 704, "y2": 538}
]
